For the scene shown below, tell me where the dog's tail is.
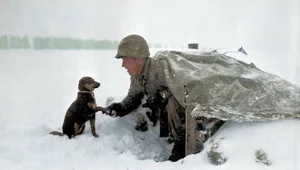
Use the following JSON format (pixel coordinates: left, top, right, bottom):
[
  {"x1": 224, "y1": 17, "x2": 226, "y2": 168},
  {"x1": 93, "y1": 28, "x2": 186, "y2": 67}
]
[{"x1": 50, "y1": 131, "x2": 64, "y2": 137}]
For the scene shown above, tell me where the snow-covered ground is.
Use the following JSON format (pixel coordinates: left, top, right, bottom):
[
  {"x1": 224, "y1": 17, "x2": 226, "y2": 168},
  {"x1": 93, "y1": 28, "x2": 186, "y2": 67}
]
[{"x1": 0, "y1": 49, "x2": 299, "y2": 170}]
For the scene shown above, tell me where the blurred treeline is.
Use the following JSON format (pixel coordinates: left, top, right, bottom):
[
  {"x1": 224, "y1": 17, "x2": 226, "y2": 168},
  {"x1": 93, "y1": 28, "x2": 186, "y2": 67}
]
[{"x1": 0, "y1": 35, "x2": 162, "y2": 50}]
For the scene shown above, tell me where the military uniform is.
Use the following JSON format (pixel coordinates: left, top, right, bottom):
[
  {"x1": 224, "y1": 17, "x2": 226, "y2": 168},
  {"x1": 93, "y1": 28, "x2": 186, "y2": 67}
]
[
  {"x1": 108, "y1": 56, "x2": 195, "y2": 161},
  {"x1": 106, "y1": 34, "x2": 224, "y2": 162}
]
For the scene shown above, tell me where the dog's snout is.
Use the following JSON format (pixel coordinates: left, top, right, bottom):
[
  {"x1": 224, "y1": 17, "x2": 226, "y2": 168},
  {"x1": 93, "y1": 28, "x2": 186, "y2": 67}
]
[{"x1": 94, "y1": 82, "x2": 100, "y2": 88}]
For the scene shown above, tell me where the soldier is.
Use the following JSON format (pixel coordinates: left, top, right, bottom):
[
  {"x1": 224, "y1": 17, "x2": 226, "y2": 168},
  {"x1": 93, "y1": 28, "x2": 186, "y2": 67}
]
[{"x1": 105, "y1": 34, "x2": 224, "y2": 162}]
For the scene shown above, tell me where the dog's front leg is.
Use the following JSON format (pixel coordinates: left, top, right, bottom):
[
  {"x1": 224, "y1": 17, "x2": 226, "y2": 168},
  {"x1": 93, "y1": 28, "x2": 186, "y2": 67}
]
[
  {"x1": 94, "y1": 106, "x2": 109, "y2": 112},
  {"x1": 90, "y1": 118, "x2": 99, "y2": 137}
]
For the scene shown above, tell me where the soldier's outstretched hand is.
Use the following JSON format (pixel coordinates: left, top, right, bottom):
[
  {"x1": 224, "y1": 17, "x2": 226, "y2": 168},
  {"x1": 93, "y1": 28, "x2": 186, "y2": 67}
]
[{"x1": 103, "y1": 102, "x2": 123, "y2": 117}]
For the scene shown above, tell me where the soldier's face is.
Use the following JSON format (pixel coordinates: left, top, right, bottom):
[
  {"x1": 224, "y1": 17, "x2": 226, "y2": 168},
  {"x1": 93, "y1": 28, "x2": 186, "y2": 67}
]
[{"x1": 121, "y1": 57, "x2": 142, "y2": 76}]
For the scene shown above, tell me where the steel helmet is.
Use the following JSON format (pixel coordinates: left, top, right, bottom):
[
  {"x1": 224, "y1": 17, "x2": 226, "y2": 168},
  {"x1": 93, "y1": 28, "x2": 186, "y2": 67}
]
[{"x1": 115, "y1": 34, "x2": 150, "y2": 59}]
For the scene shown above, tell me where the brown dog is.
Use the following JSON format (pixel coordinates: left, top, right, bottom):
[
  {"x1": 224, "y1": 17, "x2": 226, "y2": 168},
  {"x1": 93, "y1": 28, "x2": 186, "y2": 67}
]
[{"x1": 50, "y1": 77, "x2": 107, "y2": 139}]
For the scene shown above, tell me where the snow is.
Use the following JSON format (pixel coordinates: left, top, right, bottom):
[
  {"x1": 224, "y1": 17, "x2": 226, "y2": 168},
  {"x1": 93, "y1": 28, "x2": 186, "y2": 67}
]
[
  {"x1": 0, "y1": 50, "x2": 300, "y2": 170},
  {"x1": 1, "y1": 0, "x2": 300, "y2": 169}
]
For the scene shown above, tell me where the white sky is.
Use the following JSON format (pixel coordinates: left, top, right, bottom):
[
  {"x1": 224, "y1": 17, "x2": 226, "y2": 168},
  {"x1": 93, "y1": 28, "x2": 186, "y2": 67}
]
[{"x1": 1, "y1": 0, "x2": 299, "y2": 49}]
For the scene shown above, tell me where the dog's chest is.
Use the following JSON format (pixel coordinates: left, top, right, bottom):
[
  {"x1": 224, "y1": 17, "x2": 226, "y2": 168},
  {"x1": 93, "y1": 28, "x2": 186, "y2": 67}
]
[{"x1": 73, "y1": 92, "x2": 96, "y2": 115}]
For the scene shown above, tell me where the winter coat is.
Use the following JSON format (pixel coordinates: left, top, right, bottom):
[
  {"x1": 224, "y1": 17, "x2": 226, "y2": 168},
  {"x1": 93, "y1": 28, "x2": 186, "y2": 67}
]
[
  {"x1": 118, "y1": 57, "x2": 173, "y2": 116},
  {"x1": 155, "y1": 51, "x2": 300, "y2": 122}
]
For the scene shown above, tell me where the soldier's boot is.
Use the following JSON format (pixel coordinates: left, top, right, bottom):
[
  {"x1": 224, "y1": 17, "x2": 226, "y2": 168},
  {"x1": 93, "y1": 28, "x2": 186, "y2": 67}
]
[{"x1": 168, "y1": 139, "x2": 185, "y2": 162}]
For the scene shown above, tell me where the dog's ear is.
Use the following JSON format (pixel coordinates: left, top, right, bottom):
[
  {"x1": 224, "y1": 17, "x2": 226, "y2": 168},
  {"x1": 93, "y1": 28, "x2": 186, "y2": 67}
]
[
  {"x1": 78, "y1": 78, "x2": 85, "y2": 91},
  {"x1": 78, "y1": 81, "x2": 83, "y2": 91}
]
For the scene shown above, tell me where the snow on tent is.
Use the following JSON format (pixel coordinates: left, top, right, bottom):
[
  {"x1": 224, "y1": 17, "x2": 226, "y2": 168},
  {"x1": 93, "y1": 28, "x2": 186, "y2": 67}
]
[{"x1": 155, "y1": 51, "x2": 300, "y2": 122}]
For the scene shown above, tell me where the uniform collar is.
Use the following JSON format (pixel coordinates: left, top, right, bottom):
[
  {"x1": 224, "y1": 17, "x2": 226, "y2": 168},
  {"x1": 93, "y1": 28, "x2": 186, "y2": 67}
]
[{"x1": 140, "y1": 57, "x2": 151, "y2": 81}]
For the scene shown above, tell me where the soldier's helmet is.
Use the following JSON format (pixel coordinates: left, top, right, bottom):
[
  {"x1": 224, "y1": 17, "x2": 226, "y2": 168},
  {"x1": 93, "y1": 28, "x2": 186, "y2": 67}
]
[{"x1": 115, "y1": 34, "x2": 150, "y2": 59}]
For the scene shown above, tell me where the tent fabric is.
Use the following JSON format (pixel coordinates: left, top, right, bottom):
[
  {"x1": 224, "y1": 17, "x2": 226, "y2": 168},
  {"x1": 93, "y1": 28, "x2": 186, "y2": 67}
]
[{"x1": 155, "y1": 51, "x2": 300, "y2": 122}]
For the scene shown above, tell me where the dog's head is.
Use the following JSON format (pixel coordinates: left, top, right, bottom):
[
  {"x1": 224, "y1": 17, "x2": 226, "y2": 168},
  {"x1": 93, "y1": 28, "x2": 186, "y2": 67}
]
[{"x1": 78, "y1": 77, "x2": 100, "y2": 91}]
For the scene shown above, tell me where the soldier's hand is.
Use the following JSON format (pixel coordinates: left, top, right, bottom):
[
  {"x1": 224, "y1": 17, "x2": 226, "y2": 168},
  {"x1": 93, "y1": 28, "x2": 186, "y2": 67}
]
[
  {"x1": 103, "y1": 102, "x2": 123, "y2": 116},
  {"x1": 102, "y1": 108, "x2": 116, "y2": 116},
  {"x1": 142, "y1": 95, "x2": 167, "y2": 109},
  {"x1": 100, "y1": 107, "x2": 111, "y2": 115},
  {"x1": 104, "y1": 110, "x2": 117, "y2": 117},
  {"x1": 142, "y1": 97, "x2": 155, "y2": 109}
]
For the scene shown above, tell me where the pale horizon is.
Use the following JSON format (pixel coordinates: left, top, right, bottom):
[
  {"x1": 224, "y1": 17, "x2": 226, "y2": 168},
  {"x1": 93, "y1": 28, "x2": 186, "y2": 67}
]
[{"x1": 1, "y1": 0, "x2": 299, "y2": 49}]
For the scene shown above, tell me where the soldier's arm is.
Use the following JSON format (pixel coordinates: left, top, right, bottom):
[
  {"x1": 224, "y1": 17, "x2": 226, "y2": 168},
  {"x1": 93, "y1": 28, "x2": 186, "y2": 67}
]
[
  {"x1": 118, "y1": 92, "x2": 144, "y2": 117},
  {"x1": 108, "y1": 76, "x2": 144, "y2": 117}
]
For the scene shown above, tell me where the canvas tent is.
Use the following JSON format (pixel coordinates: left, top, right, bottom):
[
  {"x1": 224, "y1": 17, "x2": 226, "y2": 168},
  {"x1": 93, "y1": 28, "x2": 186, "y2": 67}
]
[{"x1": 155, "y1": 51, "x2": 300, "y2": 122}]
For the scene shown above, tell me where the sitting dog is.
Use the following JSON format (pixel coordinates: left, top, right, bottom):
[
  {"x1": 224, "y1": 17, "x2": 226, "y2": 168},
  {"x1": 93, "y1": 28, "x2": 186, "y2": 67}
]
[{"x1": 50, "y1": 76, "x2": 108, "y2": 139}]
